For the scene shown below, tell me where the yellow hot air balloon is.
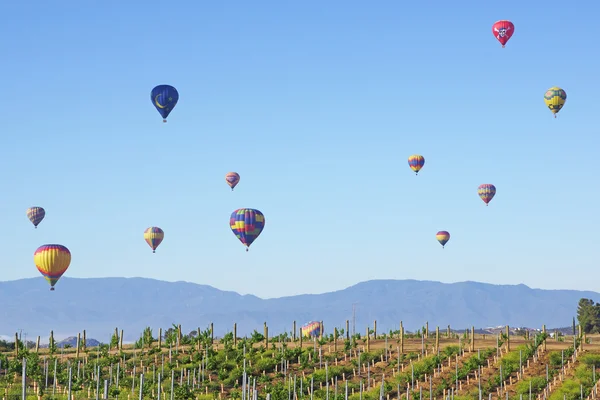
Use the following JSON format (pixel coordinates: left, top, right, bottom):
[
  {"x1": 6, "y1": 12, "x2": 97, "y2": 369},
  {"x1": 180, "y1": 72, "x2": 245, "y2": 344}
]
[
  {"x1": 544, "y1": 87, "x2": 566, "y2": 118},
  {"x1": 34, "y1": 244, "x2": 72, "y2": 291}
]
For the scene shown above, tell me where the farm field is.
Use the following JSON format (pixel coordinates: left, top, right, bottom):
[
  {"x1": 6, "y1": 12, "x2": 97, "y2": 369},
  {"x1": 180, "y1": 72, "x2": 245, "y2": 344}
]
[{"x1": 1, "y1": 323, "x2": 600, "y2": 400}]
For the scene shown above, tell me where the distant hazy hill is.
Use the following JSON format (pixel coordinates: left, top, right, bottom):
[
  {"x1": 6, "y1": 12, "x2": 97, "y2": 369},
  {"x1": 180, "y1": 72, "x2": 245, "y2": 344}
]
[{"x1": 0, "y1": 277, "x2": 592, "y2": 342}]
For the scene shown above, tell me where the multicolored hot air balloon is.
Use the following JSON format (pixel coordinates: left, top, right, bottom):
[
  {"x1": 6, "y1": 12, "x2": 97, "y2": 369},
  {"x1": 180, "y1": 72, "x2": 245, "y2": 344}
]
[
  {"x1": 144, "y1": 227, "x2": 164, "y2": 253},
  {"x1": 544, "y1": 87, "x2": 567, "y2": 118},
  {"x1": 408, "y1": 155, "x2": 425, "y2": 175},
  {"x1": 151, "y1": 85, "x2": 179, "y2": 122},
  {"x1": 225, "y1": 172, "x2": 241, "y2": 191},
  {"x1": 478, "y1": 184, "x2": 497, "y2": 206},
  {"x1": 436, "y1": 231, "x2": 450, "y2": 249},
  {"x1": 301, "y1": 321, "x2": 321, "y2": 338},
  {"x1": 230, "y1": 208, "x2": 265, "y2": 251},
  {"x1": 492, "y1": 20, "x2": 514, "y2": 48},
  {"x1": 34, "y1": 244, "x2": 71, "y2": 291},
  {"x1": 26, "y1": 206, "x2": 45, "y2": 228}
]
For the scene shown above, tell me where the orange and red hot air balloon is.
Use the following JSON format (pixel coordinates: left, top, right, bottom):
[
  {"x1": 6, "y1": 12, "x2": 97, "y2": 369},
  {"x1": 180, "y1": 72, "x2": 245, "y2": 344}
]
[
  {"x1": 225, "y1": 172, "x2": 241, "y2": 191},
  {"x1": 478, "y1": 184, "x2": 496, "y2": 206},
  {"x1": 492, "y1": 20, "x2": 514, "y2": 48},
  {"x1": 34, "y1": 244, "x2": 71, "y2": 291}
]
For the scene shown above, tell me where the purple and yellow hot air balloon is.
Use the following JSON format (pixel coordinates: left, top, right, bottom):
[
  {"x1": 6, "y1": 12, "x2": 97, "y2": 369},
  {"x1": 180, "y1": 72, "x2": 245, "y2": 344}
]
[
  {"x1": 301, "y1": 321, "x2": 321, "y2": 338},
  {"x1": 436, "y1": 231, "x2": 450, "y2": 249},
  {"x1": 144, "y1": 227, "x2": 164, "y2": 253},
  {"x1": 478, "y1": 184, "x2": 496, "y2": 206},
  {"x1": 230, "y1": 208, "x2": 265, "y2": 251},
  {"x1": 408, "y1": 155, "x2": 425, "y2": 175},
  {"x1": 26, "y1": 206, "x2": 46, "y2": 229},
  {"x1": 34, "y1": 244, "x2": 71, "y2": 291},
  {"x1": 225, "y1": 172, "x2": 241, "y2": 191}
]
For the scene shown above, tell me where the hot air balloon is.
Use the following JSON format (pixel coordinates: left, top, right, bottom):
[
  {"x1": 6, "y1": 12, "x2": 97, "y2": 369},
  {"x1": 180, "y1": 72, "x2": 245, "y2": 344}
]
[
  {"x1": 408, "y1": 155, "x2": 425, "y2": 175},
  {"x1": 492, "y1": 20, "x2": 514, "y2": 48},
  {"x1": 151, "y1": 85, "x2": 179, "y2": 122},
  {"x1": 230, "y1": 208, "x2": 265, "y2": 251},
  {"x1": 34, "y1": 244, "x2": 71, "y2": 291},
  {"x1": 436, "y1": 231, "x2": 450, "y2": 249},
  {"x1": 26, "y1": 206, "x2": 45, "y2": 228},
  {"x1": 544, "y1": 87, "x2": 567, "y2": 118},
  {"x1": 478, "y1": 184, "x2": 497, "y2": 206},
  {"x1": 144, "y1": 227, "x2": 164, "y2": 253},
  {"x1": 225, "y1": 172, "x2": 241, "y2": 191},
  {"x1": 301, "y1": 321, "x2": 321, "y2": 338}
]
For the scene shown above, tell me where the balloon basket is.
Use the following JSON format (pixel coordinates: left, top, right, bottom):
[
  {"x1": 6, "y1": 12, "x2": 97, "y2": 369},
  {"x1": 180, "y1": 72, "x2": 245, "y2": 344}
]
[
  {"x1": 50, "y1": 287, "x2": 55, "y2": 291},
  {"x1": 246, "y1": 248, "x2": 249, "y2": 252},
  {"x1": 502, "y1": 45, "x2": 505, "y2": 48},
  {"x1": 35, "y1": 226, "x2": 38, "y2": 229},
  {"x1": 153, "y1": 250, "x2": 156, "y2": 253},
  {"x1": 163, "y1": 119, "x2": 167, "y2": 123}
]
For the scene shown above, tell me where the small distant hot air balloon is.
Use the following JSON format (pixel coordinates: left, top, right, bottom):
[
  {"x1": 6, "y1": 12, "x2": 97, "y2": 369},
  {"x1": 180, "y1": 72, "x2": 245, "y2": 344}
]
[
  {"x1": 478, "y1": 184, "x2": 497, "y2": 206},
  {"x1": 26, "y1": 206, "x2": 45, "y2": 228},
  {"x1": 408, "y1": 155, "x2": 425, "y2": 175},
  {"x1": 230, "y1": 208, "x2": 265, "y2": 251},
  {"x1": 144, "y1": 227, "x2": 164, "y2": 253},
  {"x1": 436, "y1": 231, "x2": 450, "y2": 249},
  {"x1": 151, "y1": 85, "x2": 179, "y2": 122},
  {"x1": 544, "y1": 87, "x2": 567, "y2": 118},
  {"x1": 34, "y1": 244, "x2": 71, "y2": 291},
  {"x1": 225, "y1": 172, "x2": 241, "y2": 191},
  {"x1": 301, "y1": 321, "x2": 321, "y2": 338},
  {"x1": 492, "y1": 20, "x2": 514, "y2": 48}
]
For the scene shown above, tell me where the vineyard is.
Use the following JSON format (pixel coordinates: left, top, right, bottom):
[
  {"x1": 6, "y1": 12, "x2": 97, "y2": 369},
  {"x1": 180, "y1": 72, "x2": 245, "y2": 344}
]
[{"x1": 1, "y1": 323, "x2": 600, "y2": 400}]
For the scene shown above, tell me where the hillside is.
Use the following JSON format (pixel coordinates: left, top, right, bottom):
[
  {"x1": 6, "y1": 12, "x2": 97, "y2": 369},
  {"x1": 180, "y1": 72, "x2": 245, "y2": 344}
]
[{"x1": 0, "y1": 277, "x2": 593, "y2": 341}]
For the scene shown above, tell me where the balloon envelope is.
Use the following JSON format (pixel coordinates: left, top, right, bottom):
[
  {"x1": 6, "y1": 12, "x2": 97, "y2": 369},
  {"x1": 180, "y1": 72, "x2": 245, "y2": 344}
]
[
  {"x1": 230, "y1": 208, "x2": 265, "y2": 251},
  {"x1": 144, "y1": 227, "x2": 164, "y2": 253},
  {"x1": 301, "y1": 321, "x2": 321, "y2": 338},
  {"x1": 492, "y1": 20, "x2": 514, "y2": 47},
  {"x1": 544, "y1": 87, "x2": 566, "y2": 117},
  {"x1": 478, "y1": 184, "x2": 497, "y2": 205},
  {"x1": 436, "y1": 231, "x2": 450, "y2": 247},
  {"x1": 150, "y1": 85, "x2": 179, "y2": 122},
  {"x1": 408, "y1": 154, "x2": 425, "y2": 175},
  {"x1": 225, "y1": 172, "x2": 241, "y2": 190},
  {"x1": 27, "y1": 206, "x2": 46, "y2": 228},
  {"x1": 34, "y1": 244, "x2": 71, "y2": 290}
]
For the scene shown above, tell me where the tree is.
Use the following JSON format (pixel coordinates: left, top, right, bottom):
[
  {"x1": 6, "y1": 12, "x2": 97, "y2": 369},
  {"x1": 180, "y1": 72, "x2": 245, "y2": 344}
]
[{"x1": 577, "y1": 298, "x2": 600, "y2": 333}]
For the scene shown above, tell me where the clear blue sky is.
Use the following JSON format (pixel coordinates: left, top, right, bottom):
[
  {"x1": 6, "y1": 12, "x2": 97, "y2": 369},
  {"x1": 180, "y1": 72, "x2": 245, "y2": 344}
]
[{"x1": 1, "y1": 0, "x2": 598, "y2": 299}]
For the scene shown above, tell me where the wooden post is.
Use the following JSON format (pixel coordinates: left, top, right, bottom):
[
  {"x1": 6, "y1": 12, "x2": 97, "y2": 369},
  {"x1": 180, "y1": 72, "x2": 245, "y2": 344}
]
[
  {"x1": 36, "y1": 336, "x2": 40, "y2": 354},
  {"x1": 234, "y1": 323, "x2": 237, "y2": 346},
  {"x1": 210, "y1": 322, "x2": 214, "y2": 344},
  {"x1": 425, "y1": 321, "x2": 429, "y2": 339},
  {"x1": 346, "y1": 320, "x2": 350, "y2": 340},
  {"x1": 76, "y1": 333, "x2": 80, "y2": 358},
  {"x1": 400, "y1": 322, "x2": 404, "y2": 354},
  {"x1": 197, "y1": 328, "x2": 201, "y2": 351},
  {"x1": 14, "y1": 332, "x2": 18, "y2": 358},
  {"x1": 114, "y1": 328, "x2": 119, "y2": 350},
  {"x1": 447, "y1": 325, "x2": 451, "y2": 337},
  {"x1": 292, "y1": 321, "x2": 296, "y2": 341},
  {"x1": 178, "y1": 324, "x2": 182, "y2": 342},
  {"x1": 120, "y1": 330, "x2": 124, "y2": 350},
  {"x1": 264, "y1": 325, "x2": 269, "y2": 348},
  {"x1": 83, "y1": 330, "x2": 86, "y2": 351},
  {"x1": 505, "y1": 326, "x2": 510, "y2": 352},
  {"x1": 542, "y1": 324, "x2": 547, "y2": 351},
  {"x1": 334, "y1": 328, "x2": 338, "y2": 352},
  {"x1": 366, "y1": 327, "x2": 370, "y2": 353},
  {"x1": 158, "y1": 328, "x2": 162, "y2": 348},
  {"x1": 471, "y1": 326, "x2": 475, "y2": 352},
  {"x1": 320, "y1": 321, "x2": 324, "y2": 340},
  {"x1": 435, "y1": 327, "x2": 440, "y2": 352},
  {"x1": 374, "y1": 320, "x2": 377, "y2": 339}
]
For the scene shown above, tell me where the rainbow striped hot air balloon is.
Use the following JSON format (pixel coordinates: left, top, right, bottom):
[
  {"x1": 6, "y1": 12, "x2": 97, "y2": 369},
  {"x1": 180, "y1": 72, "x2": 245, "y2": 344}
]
[
  {"x1": 230, "y1": 208, "x2": 265, "y2": 251},
  {"x1": 408, "y1": 155, "x2": 425, "y2": 175},
  {"x1": 478, "y1": 184, "x2": 497, "y2": 206},
  {"x1": 144, "y1": 227, "x2": 164, "y2": 253},
  {"x1": 225, "y1": 172, "x2": 241, "y2": 191},
  {"x1": 301, "y1": 321, "x2": 321, "y2": 338},
  {"x1": 436, "y1": 231, "x2": 450, "y2": 249},
  {"x1": 544, "y1": 87, "x2": 566, "y2": 118},
  {"x1": 34, "y1": 244, "x2": 71, "y2": 291},
  {"x1": 27, "y1": 206, "x2": 46, "y2": 228}
]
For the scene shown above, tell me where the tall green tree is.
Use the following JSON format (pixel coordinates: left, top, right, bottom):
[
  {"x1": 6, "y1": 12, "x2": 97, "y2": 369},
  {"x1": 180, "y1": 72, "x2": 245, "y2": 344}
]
[{"x1": 577, "y1": 298, "x2": 600, "y2": 333}]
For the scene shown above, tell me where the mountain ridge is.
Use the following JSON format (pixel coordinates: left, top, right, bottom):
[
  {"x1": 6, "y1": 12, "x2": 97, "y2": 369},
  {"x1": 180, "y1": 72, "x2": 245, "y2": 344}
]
[{"x1": 0, "y1": 277, "x2": 593, "y2": 342}]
